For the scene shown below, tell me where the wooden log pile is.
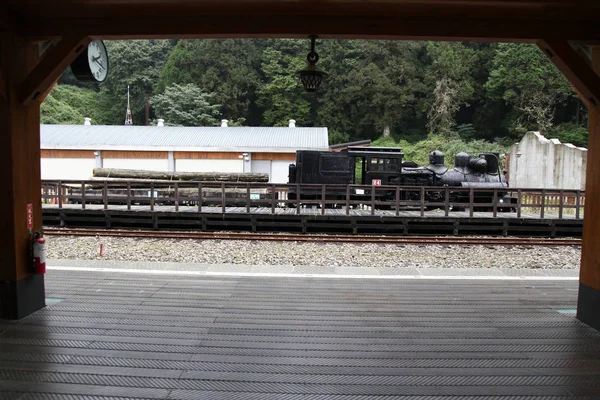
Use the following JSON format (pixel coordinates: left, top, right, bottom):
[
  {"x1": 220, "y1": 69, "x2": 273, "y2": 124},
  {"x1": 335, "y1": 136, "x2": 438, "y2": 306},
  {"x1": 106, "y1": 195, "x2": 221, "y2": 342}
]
[{"x1": 92, "y1": 168, "x2": 269, "y2": 182}]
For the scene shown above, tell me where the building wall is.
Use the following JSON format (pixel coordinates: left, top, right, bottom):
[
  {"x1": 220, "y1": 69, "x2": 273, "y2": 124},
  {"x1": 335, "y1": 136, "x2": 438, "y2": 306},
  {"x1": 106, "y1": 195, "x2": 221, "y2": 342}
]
[
  {"x1": 271, "y1": 160, "x2": 294, "y2": 183},
  {"x1": 102, "y1": 158, "x2": 169, "y2": 171},
  {"x1": 41, "y1": 150, "x2": 297, "y2": 180},
  {"x1": 175, "y1": 159, "x2": 243, "y2": 173},
  {"x1": 509, "y1": 131, "x2": 587, "y2": 190},
  {"x1": 41, "y1": 158, "x2": 96, "y2": 180}
]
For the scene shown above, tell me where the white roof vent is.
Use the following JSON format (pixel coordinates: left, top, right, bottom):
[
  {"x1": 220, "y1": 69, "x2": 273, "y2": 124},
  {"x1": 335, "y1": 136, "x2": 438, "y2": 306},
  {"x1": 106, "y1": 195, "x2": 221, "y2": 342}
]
[
  {"x1": 157, "y1": 119, "x2": 165, "y2": 127},
  {"x1": 289, "y1": 119, "x2": 296, "y2": 128},
  {"x1": 84, "y1": 117, "x2": 91, "y2": 126},
  {"x1": 221, "y1": 119, "x2": 229, "y2": 128}
]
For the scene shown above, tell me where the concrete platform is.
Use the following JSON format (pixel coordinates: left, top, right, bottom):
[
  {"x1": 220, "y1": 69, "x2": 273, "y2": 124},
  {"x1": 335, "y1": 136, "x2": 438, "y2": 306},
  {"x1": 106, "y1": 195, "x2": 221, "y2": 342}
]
[{"x1": 1, "y1": 267, "x2": 600, "y2": 399}]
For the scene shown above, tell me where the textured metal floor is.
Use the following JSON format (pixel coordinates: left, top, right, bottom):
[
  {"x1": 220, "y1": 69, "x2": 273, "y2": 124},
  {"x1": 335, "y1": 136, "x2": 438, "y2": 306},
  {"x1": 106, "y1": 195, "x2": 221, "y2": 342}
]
[{"x1": 1, "y1": 270, "x2": 600, "y2": 399}]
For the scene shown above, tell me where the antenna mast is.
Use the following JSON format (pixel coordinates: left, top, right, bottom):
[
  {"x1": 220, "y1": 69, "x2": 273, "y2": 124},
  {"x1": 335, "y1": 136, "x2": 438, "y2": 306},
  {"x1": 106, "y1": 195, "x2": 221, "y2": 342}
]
[{"x1": 124, "y1": 85, "x2": 133, "y2": 125}]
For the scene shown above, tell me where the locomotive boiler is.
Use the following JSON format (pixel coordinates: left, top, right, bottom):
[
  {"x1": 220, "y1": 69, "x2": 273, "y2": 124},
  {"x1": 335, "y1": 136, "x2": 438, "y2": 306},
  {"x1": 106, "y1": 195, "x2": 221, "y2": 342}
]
[{"x1": 287, "y1": 146, "x2": 514, "y2": 210}]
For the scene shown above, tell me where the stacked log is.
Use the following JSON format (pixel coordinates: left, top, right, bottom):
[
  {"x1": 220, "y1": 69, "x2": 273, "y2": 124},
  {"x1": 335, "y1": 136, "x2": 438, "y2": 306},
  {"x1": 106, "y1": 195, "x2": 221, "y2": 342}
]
[{"x1": 92, "y1": 168, "x2": 269, "y2": 182}]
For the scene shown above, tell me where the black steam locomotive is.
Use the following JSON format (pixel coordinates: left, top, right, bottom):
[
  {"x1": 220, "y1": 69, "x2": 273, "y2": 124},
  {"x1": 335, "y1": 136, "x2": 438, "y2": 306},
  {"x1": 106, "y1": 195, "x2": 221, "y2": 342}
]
[{"x1": 287, "y1": 146, "x2": 514, "y2": 210}]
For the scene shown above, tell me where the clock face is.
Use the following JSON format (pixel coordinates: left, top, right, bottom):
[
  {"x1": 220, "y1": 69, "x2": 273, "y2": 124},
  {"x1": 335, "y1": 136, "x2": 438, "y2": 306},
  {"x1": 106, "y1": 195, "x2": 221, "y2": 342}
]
[{"x1": 87, "y1": 40, "x2": 109, "y2": 82}]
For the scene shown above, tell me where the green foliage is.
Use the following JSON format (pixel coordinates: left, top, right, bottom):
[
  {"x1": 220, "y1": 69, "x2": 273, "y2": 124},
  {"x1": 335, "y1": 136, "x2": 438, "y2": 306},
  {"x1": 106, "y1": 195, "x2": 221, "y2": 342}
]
[
  {"x1": 547, "y1": 123, "x2": 588, "y2": 148},
  {"x1": 41, "y1": 84, "x2": 108, "y2": 125},
  {"x1": 150, "y1": 83, "x2": 220, "y2": 126},
  {"x1": 101, "y1": 40, "x2": 174, "y2": 125},
  {"x1": 485, "y1": 44, "x2": 575, "y2": 133},
  {"x1": 373, "y1": 134, "x2": 507, "y2": 168},
  {"x1": 425, "y1": 42, "x2": 477, "y2": 136},
  {"x1": 46, "y1": 38, "x2": 583, "y2": 150},
  {"x1": 158, "y1": 39, "x2": 264, "y2": 124},
  {"x1": 257, "y1": 40, "x2": 313, "y2": 126}
]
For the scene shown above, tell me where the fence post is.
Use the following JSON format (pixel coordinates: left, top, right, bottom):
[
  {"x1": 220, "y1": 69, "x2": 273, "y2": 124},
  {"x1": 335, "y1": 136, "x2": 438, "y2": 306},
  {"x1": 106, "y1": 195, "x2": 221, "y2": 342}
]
[
  {"x1": 469, "y1": 187, "x2": 474, "y2": 218},
  {"x1": 150, "y1": 182, "x2": 155, "y2": 211},
  {"x1": 444, "y1": 186, "x2": 450, "y2": 217},
  {"x1": 371, "y1": 186, "x2": 376, "y2": 216},
  {"x1": 492, "y1": 188, "x2": 498, "y2": 218},
  {"x1": 395, "y1": 187, "x2": 400, "y2": 217},
  {"x1": 345, "y1": 185, "x2": 350, "y2": 216},
  {"x1": 576, "y1": 190, "x2": 581, "y2": 220},
  {"x1": 58, "y1": 181, "x2": 63, "y2": 209},
  {"x1": 517, "y1": 189, "x2": 522, "y2": 218},
  {"x1": 174, "y1": 182, "x2": 179, "y2": 212},
  {"x1": 272, "y1": 184, "x2": 277, "y2": 215},
  {"x1": 246, "y1": 183, "x2": 251, "y2": 214},
  {"x1": 127, "y1": 181, "x2": 131, "y2": 211},
  {"x1": 540, "y1": 189, "x2": 546, "y2": 219},
  {"x1": 420, "y1": 187, "x2": 425, "y2": 217},
  {"x1": 198, "y1": 182, "x2": 203, "y2": 213},
  {"x1": 81, "y1": 182, "x2": 86, "y2": 210},
  {"x1": 559, "y1": 190, "x2": 564, "y2": 219},
  {"x1": 296, "y1": 184, "x2": 301, "y2": 215},
  {"x1": 103, "y1": 181, "x2": 108, "y2": 210},
  {"x1": 221, "y1": 182, "x2": 226, "y2": 214}
]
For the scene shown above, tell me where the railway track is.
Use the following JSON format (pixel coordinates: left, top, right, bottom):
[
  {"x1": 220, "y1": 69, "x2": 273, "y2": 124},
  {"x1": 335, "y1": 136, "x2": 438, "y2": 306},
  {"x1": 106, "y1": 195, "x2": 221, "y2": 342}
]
[{"x1": 43, "y1": 227, "x2": 581, "y2": 246}]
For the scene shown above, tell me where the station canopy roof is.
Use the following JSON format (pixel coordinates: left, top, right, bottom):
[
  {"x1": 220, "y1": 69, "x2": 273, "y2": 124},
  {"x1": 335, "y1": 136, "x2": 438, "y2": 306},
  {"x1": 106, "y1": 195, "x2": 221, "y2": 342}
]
[
  {"x1": 3, "y1": 0, "x2": 600, "y2": 42},
  {"x1": 40, "y1": 124, "x2": 329, "y2": 152}
]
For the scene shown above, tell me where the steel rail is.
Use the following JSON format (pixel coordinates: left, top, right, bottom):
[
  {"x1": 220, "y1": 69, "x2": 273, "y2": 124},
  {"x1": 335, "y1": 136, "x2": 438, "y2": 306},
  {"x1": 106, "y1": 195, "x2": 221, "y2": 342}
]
[{"x1": 43, "y1": 227, "x2": 581, "y2": 246}]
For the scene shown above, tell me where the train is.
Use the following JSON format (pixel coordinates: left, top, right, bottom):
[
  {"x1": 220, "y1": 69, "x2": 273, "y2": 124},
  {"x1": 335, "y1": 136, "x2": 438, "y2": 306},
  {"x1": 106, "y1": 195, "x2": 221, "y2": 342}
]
[{"x1": 287, "y1": 146, "x2": 516, "y2": 211}]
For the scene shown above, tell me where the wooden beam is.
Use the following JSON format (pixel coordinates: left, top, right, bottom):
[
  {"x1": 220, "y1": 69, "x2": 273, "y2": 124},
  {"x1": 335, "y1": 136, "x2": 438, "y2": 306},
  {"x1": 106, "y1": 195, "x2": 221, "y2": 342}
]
[
  {"x1": 18, "y1": 35, "x2": 90, "y2": 106},
  {"x1": 0, "y1": 69, "x2": 6, "y2": 100},
  {"x1": 538, "y1": 40, "x2": 600, "y2": 110},
  {"x1": 17, "y1": 15, "x2": 600, "y2": 43},
  {"x1": 577, "y1": 46, "x2": 600, "y2": 330}
]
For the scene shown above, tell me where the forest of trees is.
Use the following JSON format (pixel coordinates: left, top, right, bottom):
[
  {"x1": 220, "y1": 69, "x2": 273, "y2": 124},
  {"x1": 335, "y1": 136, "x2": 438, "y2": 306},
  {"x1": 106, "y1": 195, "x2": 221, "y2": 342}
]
[{"x1": 42, "y1": 39, "x2": 589, "y2": 158}]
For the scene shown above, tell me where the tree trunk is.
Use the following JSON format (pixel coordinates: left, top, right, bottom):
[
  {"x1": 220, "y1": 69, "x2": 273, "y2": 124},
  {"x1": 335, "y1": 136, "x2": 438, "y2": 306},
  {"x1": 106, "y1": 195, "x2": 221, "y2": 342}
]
[{"x1": 93, "y1": 168, "x2": 269, "y2": 182}]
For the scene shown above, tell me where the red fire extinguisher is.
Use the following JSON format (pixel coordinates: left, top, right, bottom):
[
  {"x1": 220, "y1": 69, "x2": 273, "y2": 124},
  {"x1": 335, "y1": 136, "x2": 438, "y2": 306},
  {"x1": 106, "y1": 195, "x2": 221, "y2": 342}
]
[{"x1": 33, "y1": 232, "x2": 46, "y2": 275}]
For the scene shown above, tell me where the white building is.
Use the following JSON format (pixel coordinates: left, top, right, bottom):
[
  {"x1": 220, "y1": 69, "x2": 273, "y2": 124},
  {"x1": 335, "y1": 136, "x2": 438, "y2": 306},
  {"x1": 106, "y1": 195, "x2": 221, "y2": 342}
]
[
  {"x1": 508, "y1": 131, "x2": 587, "y2": 190},
  {"x1": 40, "y1": 119, "x2": 329, "y2": 183}
]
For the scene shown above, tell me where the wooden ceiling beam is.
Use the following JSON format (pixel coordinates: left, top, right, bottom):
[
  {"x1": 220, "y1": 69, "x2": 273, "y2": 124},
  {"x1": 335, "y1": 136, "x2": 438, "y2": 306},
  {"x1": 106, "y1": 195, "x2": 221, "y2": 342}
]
[
  {"x1": 17, "y1": 15, "x2": 600, "y2": 43},
  {"x1": 18, "y1": 35, "x2": 91, "y2": 106},
  {"x1": 538, "y1": 40, "x2": 600, "y2": 111}
]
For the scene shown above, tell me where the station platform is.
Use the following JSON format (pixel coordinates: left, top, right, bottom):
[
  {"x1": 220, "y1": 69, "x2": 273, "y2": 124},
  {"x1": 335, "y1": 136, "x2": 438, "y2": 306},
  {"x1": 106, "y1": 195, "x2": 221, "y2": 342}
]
[
  {"x1": 42, "y1": 204, "x2": 584, "y2": 237},
  {"x1": 1, "y1": 262, "x2": 599, "y2": 399}
]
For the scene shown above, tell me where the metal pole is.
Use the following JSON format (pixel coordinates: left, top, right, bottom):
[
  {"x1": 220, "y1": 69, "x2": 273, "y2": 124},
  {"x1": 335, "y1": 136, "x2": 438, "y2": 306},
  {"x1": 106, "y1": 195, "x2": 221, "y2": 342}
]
[
  {"x1": 420, "y1": 187, "x2": 425, "y2": 217},
  {"x1": 559, "y1": 190, "x2": 564, "y2": 219},
  {"x1": 492, "y1": 188, "x2": 498, "y2": 218},
  {"x1": 517, "y1": 189, "x2": 522, "y2": 218},
  {"x1": 540, "y1": 189, "x2": 546, "y2": 219}
]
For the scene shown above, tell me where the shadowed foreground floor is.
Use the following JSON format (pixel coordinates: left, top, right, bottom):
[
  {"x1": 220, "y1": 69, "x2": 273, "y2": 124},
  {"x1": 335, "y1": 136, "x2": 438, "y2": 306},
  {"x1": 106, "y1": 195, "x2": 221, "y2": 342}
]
[{"x1": 1, "y1": 268, "x2": 600, "y2": 399}]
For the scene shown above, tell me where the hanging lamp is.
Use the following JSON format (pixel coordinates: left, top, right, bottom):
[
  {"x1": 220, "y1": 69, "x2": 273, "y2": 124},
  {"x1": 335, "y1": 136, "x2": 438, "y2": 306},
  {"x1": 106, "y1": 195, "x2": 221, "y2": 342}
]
[{"x1": 297, "y1": 35, "x2": 327, "y2": 92}]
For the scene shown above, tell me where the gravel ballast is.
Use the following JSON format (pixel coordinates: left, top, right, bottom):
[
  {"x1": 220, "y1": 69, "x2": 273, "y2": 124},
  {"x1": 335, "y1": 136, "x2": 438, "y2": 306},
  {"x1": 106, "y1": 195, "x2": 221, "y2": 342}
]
[{"x1": 46, "y1": 236, "x2": 581, "y2": 270}]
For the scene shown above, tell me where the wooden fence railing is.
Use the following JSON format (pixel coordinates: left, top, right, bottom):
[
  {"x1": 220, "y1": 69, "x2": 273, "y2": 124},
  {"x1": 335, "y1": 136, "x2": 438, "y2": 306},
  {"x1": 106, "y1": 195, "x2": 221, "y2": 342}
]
[{"x1": 40, "y1": 180, "x2": 586, "y2": 220}]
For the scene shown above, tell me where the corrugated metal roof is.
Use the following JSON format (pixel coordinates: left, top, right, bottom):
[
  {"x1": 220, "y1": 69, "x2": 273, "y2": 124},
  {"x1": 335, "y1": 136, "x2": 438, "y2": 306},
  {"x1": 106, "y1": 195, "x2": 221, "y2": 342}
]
[{"x1": 40, "y1": 124, "x2": 329, "y2": 152}]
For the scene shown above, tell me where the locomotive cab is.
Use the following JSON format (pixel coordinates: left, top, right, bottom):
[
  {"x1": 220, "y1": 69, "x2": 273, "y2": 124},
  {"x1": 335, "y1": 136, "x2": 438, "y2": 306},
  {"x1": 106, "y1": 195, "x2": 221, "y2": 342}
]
[{"x1": 347, "y1": 147, "x2": 404, "y2": 186}]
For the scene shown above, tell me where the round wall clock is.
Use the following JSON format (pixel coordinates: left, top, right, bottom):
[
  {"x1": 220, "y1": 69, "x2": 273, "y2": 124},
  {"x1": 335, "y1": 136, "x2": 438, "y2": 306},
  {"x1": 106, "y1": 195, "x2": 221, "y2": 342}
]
[{"x1": 70, "y1": 40, "x2": 109, "y2": 82}]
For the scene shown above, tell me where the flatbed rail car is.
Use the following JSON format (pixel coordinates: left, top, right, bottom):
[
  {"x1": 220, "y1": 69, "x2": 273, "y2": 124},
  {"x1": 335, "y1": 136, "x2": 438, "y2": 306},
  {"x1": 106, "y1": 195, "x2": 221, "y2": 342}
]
[{"x1": 42, "y1": 181, "x2": 280, "y2": 207}]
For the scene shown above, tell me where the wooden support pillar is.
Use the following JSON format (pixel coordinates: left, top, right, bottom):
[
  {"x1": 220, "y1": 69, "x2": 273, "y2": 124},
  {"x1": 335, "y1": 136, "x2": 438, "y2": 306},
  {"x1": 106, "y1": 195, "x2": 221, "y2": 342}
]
[
  {"x1": 0, "y1": 33, "x2": 45, "y2": 319},
  {"x1": 577, "y1": 46, "x2": 600, "y2": 331}
]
